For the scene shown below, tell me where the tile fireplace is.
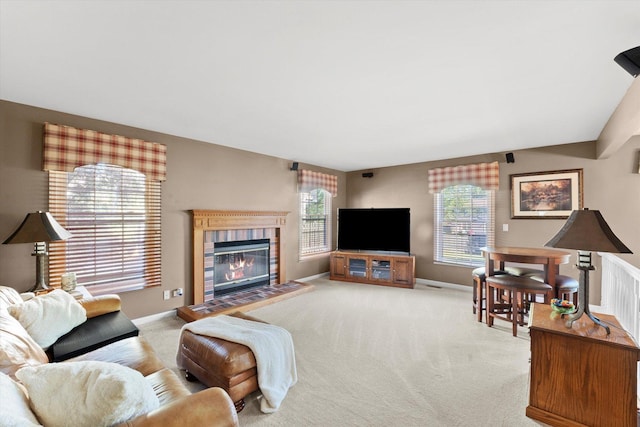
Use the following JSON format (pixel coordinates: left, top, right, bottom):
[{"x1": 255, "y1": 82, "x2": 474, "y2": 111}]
[{"x1": 191, "y1": 210, "x2": 288, "y2": 304}]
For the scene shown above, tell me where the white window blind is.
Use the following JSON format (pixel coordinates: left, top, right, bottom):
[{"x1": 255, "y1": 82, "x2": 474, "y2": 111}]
[
  {"x1": 434, "y1": 184, "x2": 494, "y2": 267},
  {"x1": 48, "y1": 164, "x2": 161, "y2": 294},
  {"x1": 299, "y1": 188, "x2": 331, "y2": 257}
]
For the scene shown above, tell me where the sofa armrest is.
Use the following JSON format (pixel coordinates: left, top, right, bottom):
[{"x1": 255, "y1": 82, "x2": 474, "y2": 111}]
[
  {"x1": 78, "y1": 294, "x2": 122, "y2": 318},
  {"x1": 117, "y1": 387, "x2": 239, "y2": 427}
]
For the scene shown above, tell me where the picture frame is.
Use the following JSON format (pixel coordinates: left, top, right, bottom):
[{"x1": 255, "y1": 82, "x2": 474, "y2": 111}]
[{"x1": 510, "y1": 169, "x2": 583, "y2": 219}]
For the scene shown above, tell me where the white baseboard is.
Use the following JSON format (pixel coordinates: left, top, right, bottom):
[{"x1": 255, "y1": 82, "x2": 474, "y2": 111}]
[
  {"x1": 133, "y1": 309, "x2": 177, "y2": 326},
  {"x1": 416, "y1": 278, "x2": 472, "y2": 293},
  {"x1": 296, "y1": 272, "x2": 329, "y2": 282},
  {"x1": 313, "y1": 272, "x2": 470, "y2": 292}
]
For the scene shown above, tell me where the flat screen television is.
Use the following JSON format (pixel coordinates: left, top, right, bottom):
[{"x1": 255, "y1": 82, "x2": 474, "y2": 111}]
[{"x1": 337, "y1": 208, "x2": 410, "y2": 254}]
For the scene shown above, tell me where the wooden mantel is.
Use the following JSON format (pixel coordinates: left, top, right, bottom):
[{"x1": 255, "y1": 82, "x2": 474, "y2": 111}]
[{"x1": 191, "y1": 210, "x2": 288, "y2": 305}]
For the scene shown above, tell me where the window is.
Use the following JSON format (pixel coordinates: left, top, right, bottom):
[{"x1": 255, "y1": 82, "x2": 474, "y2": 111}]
[
  {"x1": 48, "y1": 164, "x2": 161, "y2": 294},
  {"x1": 434, "y1": 184, "x2": 494, "y2": 267},
  {"x1": 299, "y1": 188, "x2": 331, "y2": 257}
]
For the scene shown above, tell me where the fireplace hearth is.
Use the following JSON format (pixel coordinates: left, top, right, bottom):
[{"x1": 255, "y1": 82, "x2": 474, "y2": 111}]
[{"x1": 209, "y1": 239, "x2": 270, "y2": 297}]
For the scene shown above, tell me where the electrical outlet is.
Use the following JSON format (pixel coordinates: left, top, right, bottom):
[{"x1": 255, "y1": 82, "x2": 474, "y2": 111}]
[
  {"x1": 172, "y1": 288, "x2": 183, "y2": 297},
  {"x1": 163, "y1": 290, "x2": 170, "y2": 300}
]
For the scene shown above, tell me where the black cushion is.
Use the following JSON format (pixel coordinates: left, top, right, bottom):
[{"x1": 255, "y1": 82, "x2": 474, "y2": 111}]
[{"x1": 49, "y1": 310, "x2": 139, "y2": 362}]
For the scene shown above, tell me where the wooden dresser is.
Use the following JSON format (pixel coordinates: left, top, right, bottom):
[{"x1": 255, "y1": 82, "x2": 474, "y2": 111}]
[{"x1": 527, "y1": 303, "x2": 640, "y2": 427}]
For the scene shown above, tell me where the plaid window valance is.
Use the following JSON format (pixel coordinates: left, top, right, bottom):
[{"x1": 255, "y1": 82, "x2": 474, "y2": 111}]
[
  {"x1": 428, "y1": 161, "x2": 499, "y2": 193},
  {"x1": 43, "y1": 123, "x2": 167, "y2": 181},
  {"x1": 298, "y1": 169, "x2": 338, "y2": 196}
]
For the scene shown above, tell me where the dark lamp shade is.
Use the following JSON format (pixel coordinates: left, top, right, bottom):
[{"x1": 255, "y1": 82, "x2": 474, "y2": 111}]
[
  {"x1": 3, "y1": 211, "x2": 72, "y2": 244},
  {"x1": 614, "y1": 46, "x2": 640, "y2": 77},
  {"x1": 545, "y1": 209, "x2": 632, "y2": 254}
]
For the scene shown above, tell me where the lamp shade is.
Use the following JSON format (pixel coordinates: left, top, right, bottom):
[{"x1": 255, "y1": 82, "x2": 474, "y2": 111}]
[
  {"x1": 3, "y1": 211, "x2": 72, "y2": 244},
  {"x1": 545, "y1": 208, "x2": 631, "y2": 254}
]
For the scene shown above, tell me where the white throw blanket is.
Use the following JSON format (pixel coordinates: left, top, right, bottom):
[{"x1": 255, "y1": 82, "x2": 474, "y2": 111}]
[{"x1": 179, "y1": 315, "x2": 297, "y2": 413}]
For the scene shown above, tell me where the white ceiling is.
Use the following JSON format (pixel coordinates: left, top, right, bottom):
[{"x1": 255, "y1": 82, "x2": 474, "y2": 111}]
[{"x1": 1, "y1": 1, "x2": 638, "y2": 172}]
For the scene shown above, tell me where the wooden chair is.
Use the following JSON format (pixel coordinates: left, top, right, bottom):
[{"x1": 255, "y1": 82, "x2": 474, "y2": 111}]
[
  {"x1": 486, "y1": 275, "x2": 553, "y2": 336},
  {"x1": 473, "y1": 265, "x2": 542, "y2": 322},
  {"x1": 472, "y1": 267, "x2": 507, "y2": 322}
]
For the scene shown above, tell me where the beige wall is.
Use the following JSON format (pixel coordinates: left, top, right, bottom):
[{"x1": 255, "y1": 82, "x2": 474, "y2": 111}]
[
  {"x1": 347, "y1": 138, "x2": 640, "y2": 303},
  {"x1": 2, "y1": 99, "x2": 638, "y2": 317},
  {"x1": 0, "y1": 101, "x2": 347, "y2": 318}
]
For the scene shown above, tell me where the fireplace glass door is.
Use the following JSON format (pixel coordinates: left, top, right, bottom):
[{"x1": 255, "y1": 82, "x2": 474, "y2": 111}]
[{"x1": 211, "y1": 239, "x2": 270, "y2": 296}]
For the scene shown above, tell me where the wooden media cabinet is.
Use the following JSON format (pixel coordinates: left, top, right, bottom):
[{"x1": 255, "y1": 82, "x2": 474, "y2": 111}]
[{"x1": 329, "y1": 251, "x2": 415, "y2": 288}]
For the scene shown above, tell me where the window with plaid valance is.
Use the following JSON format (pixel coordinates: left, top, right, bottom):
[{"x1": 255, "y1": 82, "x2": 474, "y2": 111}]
[
  {"x1": 297, "y1": 169, "x2": 336, "y2": 258},
  {"x1": 45, "y1": 123, "x2": 164, "y2": 294},
  {"x1": 429, "y1": 161, "x2": 498, "y2": 267},
  {"x1": 43, "y1": 122, "x2": 167, "y2": 181},
  {"x1": 297, "y1": 169, "x2": 338, "y2": 196},
  {"x1": 427, "y1": 161, "x2": 499, "y2": 193}
]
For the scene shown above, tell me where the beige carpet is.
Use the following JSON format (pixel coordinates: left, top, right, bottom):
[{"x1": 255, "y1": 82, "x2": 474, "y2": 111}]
[{"x1": 138, "y1": 277, "x2": 544, "y2": 426}]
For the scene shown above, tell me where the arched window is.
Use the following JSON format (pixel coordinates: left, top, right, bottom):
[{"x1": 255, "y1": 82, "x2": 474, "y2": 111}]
[
  {"x1": 299, "y1": 188, "x2": 332, "y2": 257},
  {"x1": 43, "y1": 123, "x2": 165, "y2": 294},
  {"x1": 49, "y1": 164, "x2": 161, "y2": 293},
  {"x1": 296, "y1": 169, "x2": 337, "y2": 258}
]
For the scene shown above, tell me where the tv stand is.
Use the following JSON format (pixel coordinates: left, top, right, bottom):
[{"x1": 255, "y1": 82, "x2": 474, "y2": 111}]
[{"x1": 329, "y1": 251, "x2": 415, "y2": 288}]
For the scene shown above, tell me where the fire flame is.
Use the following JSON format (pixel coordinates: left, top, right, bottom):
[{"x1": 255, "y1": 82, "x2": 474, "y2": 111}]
[{"x1": 225, "y1": 257, "x2": 254, "y2": 281}]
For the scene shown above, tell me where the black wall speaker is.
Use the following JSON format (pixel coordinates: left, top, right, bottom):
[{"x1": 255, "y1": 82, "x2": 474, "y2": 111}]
[
  {"x1": 614, "y1": 46, "x2": 640, "y2": 77},
  {"x1": 362, "y1": 172, "x2": 374, "y2": 178},
  {"x1": 290, "y1": 162, "x2": 299, "y2": 171},
  {"x1": 505, "y1": 152, "x2": 515, "y2": 163}
]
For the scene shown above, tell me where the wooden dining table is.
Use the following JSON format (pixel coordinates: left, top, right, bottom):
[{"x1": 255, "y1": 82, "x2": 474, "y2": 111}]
[{"x1": 481, "y1": 246, "x2": 572, "y2": 296}]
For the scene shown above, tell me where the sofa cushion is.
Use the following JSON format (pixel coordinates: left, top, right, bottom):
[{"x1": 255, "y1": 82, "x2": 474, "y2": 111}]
[
  {"x1": 0, "y1": 371, "x2": 42, "y2": 427},
  {"x1": 0, "y1": 285, "x2": 24, "y2": 310},
  {"x1": 8, "y1": 289, "x2": 87, "y2": 349},
  {"x1": 0, "y1": 309, "x2": 49, "y2": 379},
  {"x1": 16, "y1": 360, "x2": 160, "y2": 427}
]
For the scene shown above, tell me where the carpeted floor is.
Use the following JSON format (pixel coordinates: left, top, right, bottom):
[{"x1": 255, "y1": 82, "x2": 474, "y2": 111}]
[{"x1": 138, "y1": 277, "x2": 544, "y2": 426}]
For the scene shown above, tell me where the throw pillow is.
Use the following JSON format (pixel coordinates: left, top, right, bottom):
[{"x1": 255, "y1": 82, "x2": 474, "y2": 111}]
[
  {"x1": 0, "y1": 309, "x2": 49, "y2": 379},
  {"x1": 0, "y1": 371, "x2": 42, "y2": 427},
  {"x1": 16, "y1": 360, "x2": 160, "y2": 427},
  {"x1": 0, "y1": 285, "x2": 24, "y2": 310},
  {"x1": 8, "y1": 289, "x2": 87, "y2": 349}
]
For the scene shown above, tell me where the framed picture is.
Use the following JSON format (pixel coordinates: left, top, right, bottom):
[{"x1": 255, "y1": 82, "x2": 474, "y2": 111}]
[{"x1": 510, "y1": 169, "x2": 583, "y2": 219}]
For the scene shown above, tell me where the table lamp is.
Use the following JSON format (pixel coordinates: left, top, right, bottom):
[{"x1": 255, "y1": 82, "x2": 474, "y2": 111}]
[
  {"x1": 545, "y1": 208, "x2": 632, "y2": 334},
  {"x1": 3, "y1": 211, "x2": 72, "y2": 292}
]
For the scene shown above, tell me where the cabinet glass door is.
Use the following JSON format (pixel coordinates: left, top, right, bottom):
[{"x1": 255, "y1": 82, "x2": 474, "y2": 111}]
[
  {"x1": 370, "y1": 258, "x2": 391, "y2": 280},
  {"x1": 348, "y1": 257, "x2": 368, "y2": 278}
]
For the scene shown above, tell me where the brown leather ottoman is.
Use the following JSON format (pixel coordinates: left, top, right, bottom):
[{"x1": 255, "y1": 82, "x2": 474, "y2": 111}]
[{"x1": 176, "y1": 312, "x2": 263, "y2": 412}]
